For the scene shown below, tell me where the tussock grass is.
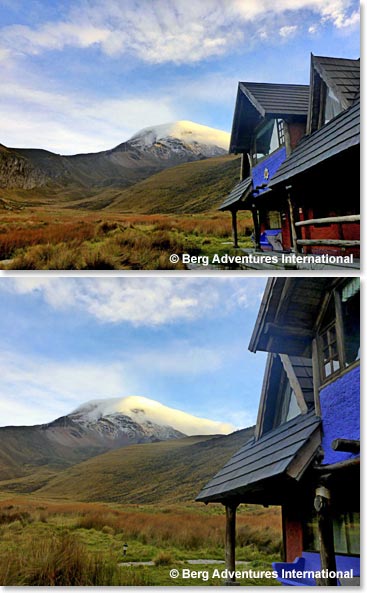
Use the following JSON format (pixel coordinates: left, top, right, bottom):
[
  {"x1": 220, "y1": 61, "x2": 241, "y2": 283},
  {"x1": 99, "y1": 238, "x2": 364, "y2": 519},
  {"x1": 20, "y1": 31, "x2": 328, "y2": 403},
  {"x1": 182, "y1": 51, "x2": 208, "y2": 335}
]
[
  {"x1": 0, "y1": 498, "x2": 281, "y2": 586},
  {"x1": 0, "y1": 210, "x2": 252, "y2": 270}
]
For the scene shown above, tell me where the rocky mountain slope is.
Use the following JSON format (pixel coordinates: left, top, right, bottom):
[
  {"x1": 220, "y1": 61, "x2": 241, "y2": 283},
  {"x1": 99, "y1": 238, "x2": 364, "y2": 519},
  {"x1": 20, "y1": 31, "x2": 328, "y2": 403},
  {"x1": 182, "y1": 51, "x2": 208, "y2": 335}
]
[
  {"x1": 1, "y1": 121, "x2": 229, "y2": 193},
  {"x1": 0, "y1": 396, "x2": 232, "y2": 481},
  {"x1": 0, "y1": 144, "x2": 46, "y2": 190}
]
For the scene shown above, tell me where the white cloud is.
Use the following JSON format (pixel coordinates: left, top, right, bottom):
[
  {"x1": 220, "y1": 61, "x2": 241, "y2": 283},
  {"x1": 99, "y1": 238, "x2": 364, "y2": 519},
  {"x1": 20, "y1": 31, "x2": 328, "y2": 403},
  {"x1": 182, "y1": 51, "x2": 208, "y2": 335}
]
[
  {"x1": 3, "y1": 277, "x2": 265, "y2": 326},
  {"x1": 0, "y1": 349, "x2": 136, "y2": 426},
  {"x1": 0, "y1": 346, "x2": 229, "y2": 429},
  {"x1": 0, "y1": 81, "x2": 177, "y2": 152},
  {"x1": 0, "y1": 0, "x2": 359, "y2": 65},
  {"x1": 279, "y1": 25, "x2": 298, "y2": 38}
]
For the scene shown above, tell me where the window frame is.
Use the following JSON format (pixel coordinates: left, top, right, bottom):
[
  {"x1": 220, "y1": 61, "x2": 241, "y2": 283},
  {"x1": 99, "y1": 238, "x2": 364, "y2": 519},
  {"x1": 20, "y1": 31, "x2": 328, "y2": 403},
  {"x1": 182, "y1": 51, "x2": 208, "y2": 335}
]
[
  {"x1": 251, "y1": 118, "x2": 285, "y2": 165},
  {"x1": 316, "y1": 283, "x2": 359, "y2": 385}
]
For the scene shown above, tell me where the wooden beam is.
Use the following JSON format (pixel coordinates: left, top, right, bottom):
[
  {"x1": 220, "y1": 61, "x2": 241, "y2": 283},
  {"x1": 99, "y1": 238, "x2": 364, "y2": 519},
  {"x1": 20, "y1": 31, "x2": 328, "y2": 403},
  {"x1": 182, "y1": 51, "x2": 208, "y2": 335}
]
[
  {"x1": 314, "y1": 484, "x2": 337, "y2": 586},
  {"x1": 265, "y1": 322, "x2": 314, "y2": 339},
  {"x1": 231, "y1": 210, "x2": 239, "y2": 248},
  {"x1": 334, "y1": 289, "x2": 346, "y2": 369},
  {"x1": 225, "y1": 504, "x2": 239, "y2": 585},
  {"x1": 295, "y1": 214, "x2": 360, "y2": 227},
  {"x1": 287, "y1": 193, "x2": 299, "y2": 253},
  {"x1": 297, "y1": 239, "x2": 360, "y2": 247},
  {"x1": 332, "y1": 439, "x2": 360, "y2": 453},
  {"x1": 279, "y1": 354, "x2": 308, "y2": 414},
  {"x1": 315, "y1": 457, "x2": 360, "y2": 473}
]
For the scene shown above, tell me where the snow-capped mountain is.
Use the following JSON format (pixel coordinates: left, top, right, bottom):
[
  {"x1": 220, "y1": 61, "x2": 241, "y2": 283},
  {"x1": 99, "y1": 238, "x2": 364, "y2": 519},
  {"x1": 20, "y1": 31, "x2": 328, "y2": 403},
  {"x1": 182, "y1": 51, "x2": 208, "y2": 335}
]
[
  {"x1": 69, "y1": 396, "x2": 233, "y2": 437},
  {"x1": 3, "y1": 120, "x2": 230, "y2": 193},
  {"x1": 127, "y1": 120, "x2": 229, "y2": 160}
]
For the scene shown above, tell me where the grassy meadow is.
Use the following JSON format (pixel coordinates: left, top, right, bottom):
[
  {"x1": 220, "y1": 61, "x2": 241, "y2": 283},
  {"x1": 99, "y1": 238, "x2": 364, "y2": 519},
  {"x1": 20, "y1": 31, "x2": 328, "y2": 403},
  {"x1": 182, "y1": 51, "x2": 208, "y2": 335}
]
[
  {"x1": 0, "y1": 209, "x2": 253, "y2": 270},
  {"x1": 0, "y1": 497, "x2": 281, "y2": 586}
]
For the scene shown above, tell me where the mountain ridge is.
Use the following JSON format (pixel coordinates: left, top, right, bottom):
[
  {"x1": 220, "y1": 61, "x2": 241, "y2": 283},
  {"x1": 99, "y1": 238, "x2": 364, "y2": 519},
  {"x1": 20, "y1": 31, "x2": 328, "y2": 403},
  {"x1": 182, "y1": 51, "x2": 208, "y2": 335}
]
[{"x1": 1, "y1": 120, "x2": 230, "y2": 194}]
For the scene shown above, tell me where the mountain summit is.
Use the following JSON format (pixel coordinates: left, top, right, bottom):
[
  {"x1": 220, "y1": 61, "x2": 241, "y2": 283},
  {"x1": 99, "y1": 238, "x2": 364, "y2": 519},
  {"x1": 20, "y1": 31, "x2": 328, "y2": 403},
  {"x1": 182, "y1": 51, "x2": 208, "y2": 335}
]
[
  {"x1": 2, "y1": 121, "x2": 230, "y2": 194},
  {"x1": 128, "y1": 120, "x2": 229, "y2": 158},
  {"x1": 0, "y1": 396, "x2": 234, "y2": 481},
  {"x1": 70, "y1": 395, "x2": 234, "y2": 436}
]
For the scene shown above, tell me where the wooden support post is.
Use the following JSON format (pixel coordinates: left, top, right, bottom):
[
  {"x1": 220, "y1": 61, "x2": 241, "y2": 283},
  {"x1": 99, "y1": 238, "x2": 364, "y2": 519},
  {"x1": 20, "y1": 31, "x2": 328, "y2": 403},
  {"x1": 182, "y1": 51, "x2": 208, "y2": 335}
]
[
  {"x1": 314, "y1": 483, "x2": 337, "y2": 586},
  {"x1": 251, "y1": 207, "x2": 261, "y2": 250},
  {"x1": 231, "y1": 210, "x2": 239, "y2": 248},
  {"x1": 287, "y1": 192, "x2": 299, "y2": 253},
  {"x1": 225, "y1": 503, "x2": 239, "y2": 585}
]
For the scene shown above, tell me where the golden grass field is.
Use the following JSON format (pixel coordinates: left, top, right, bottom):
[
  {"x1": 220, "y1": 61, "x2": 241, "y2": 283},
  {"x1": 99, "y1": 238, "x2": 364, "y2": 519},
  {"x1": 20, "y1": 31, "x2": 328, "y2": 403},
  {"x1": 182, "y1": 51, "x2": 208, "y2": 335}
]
[
  {"x1": 0, "y1": 496, "x2": 281, "y2": 586},
  {"x1": 0, "y1": 209, "x2": 253, "y2": 270}
]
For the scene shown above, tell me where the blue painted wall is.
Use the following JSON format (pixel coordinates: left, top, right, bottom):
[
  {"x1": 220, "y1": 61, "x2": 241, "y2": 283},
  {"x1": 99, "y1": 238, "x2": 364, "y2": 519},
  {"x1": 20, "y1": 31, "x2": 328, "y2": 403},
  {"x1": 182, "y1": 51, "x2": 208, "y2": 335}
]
[
  {"x1": 252, "y1": 146, "x2": 287, "y2": 197},
  {"x1": 319, "y1": 365, "x2": 360, "y2": 464}
]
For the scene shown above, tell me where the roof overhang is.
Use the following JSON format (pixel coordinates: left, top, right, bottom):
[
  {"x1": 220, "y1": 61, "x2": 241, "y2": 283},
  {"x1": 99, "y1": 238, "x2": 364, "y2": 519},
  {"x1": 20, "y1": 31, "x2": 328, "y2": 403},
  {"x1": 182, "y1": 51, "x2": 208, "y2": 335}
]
[
  {"x1": 196, "y1": 411, "x2": 321, "y2": 505},
  {"x1": 249, "y1": 278, "x2": 342, "y2": 355},
  {"x1": 218, "y1": 176, "x2": 253, "y2": 211}
]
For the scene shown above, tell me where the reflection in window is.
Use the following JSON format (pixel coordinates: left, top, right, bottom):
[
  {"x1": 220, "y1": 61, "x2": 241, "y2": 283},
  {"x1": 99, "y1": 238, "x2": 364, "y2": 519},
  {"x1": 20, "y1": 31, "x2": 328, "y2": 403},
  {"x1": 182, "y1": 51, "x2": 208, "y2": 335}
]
[
  {"x1": 279, "y1": 382, "x2": 301, "y2": 425},
  {"x1": 321, "y1": 323, "x2": 340, "y2": 378},
  {"x1": 325, "y1": 87, "x2": 343, "y2": 123},
  {"x1": 252, "y1": 119, "x2": 284, "y2": 164},
  {"x1": 341, "y1": 279, "x2": 360, "y2": 366},
  {"x1": 305, "y1": 511, "x2": 360, "y2": 556}
]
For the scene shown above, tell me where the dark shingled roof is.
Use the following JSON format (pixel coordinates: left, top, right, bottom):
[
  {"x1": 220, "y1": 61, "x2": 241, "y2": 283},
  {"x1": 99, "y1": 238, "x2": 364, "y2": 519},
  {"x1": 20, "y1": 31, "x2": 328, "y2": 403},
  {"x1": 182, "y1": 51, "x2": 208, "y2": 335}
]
[
  {"x1": 240, "y1": 82, "x2": 310, "y2": 117},
  {"x1": 196, "y1": 411, "x2": 321, "y2": 503},
  {"x1": 268, "y1": 100, "x2": 359, "y2": 188},
  {"x1": 313, "y1": 55, "x2": 360, "y2": 109},
  {"x1": 218, "y1": 176, "x2": 252, "y2": 210},
  {"x1": 230, "y1": 83, "x2": 309, "y2": 153}
]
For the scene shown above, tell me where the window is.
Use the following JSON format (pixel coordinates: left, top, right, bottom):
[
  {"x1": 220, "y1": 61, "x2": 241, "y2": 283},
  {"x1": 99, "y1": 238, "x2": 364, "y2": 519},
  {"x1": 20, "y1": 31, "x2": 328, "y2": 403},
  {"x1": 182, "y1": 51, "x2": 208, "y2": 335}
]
[
  {"x1": 304, "y1": 511, "x2": 360, "y2": 556},
  {"x1": 267, "y1": 211, "x2": 282, "y2": 229},
  {"x1": 251, "y1": 118, "x2": 285, "y2": 164},
  {"x1": 320, "y1": 322, "x2": 340, "y2": 378},
  {"x1": 341, "y1": 279, "x2": 360, "y2": 366},
  {"x1": 317, "y1": 280, "x2": 360, "y2": 383},
  {"x1": 324, "y1": 87, "x2": 343, "y2": 124}
]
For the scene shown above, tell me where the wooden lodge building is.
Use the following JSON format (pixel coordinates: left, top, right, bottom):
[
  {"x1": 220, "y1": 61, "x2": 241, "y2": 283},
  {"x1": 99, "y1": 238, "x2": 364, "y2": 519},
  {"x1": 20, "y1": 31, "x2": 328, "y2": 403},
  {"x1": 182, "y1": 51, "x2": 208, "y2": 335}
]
[
  {"x1": 219, "y1": 55, "x2": 360, "y2": 264},
  {"x1": 196, "y1": 277, "x2": 360, "y2": 586}
]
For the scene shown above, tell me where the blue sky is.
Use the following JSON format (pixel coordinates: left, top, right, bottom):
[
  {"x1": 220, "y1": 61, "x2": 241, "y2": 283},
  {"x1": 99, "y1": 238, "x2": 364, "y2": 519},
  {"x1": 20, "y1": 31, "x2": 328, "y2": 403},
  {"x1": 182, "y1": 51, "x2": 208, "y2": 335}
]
[
  {"x1": 0, "y1": 0, "x2": 359, "y2": 153},
  {"x1": 0, "y1": 277, "x2": 268, "y2": 430}
]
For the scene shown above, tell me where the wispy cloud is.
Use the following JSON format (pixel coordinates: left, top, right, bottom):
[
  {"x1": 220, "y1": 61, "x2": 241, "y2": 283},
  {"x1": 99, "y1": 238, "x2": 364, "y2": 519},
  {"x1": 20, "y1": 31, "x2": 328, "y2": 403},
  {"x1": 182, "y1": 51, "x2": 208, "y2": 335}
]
[
  {"x1": 0, "y1": 0, "x2": 359, "y2": 64},
  {"x1": 4, "y1": 278, "x2": 266, "y2": 326},
  {"x1": 0, "y1": 349, "x2": 136, "y2": 426},
  {"x1": 0, "y1": 80, "x2": 177, "y2": 152},
  {"x1": 0, "y1": 342, "x2": 230, "y2": 427}
]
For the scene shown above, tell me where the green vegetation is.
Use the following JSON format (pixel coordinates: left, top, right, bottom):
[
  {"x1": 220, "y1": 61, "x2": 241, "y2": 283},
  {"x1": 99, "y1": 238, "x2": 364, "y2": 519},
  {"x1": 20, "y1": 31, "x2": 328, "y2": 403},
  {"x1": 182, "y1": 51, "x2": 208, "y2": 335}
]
[
  {"x1": 0, "y1": 210, "x2": 252, "y2": 270},
  {"x1": 0, "y1": 498, "x2": 281, "y2": 586},
  {"x1": 0, "y1": 429, "x2": 254, "y2": 503}
]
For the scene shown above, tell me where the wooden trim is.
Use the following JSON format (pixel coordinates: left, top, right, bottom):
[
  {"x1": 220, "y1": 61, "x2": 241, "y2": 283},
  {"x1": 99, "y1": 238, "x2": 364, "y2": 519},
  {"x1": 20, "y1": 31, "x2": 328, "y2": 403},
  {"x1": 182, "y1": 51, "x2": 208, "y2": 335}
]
[
  {"x1": 312, "y1": 338, "x2": 321, "y2": 416},
  {"x1": 319, "y1": 359, "x2": 360, "y2": 389},
  {"x1": 295, "y1": 214, "x2": 360, "y2": 227},
  {"x1": 334, "y1": 289, "x2": 346, "y2": 369},
  {"x1": 279, "y1": 354, "x2": 308, "y2": 414},
  {"x1": 297, "y1": 239, "x2": 360, "y2": 247},
  {"x1": 287, "y1": 430, "x2": 321, "y2": 479},
  {"x1": 265, "y1": 322, "x2": 314, "y2": 339},
  {"x1": 254, "y1": 353, "x2": 274, "y2": 440}
]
